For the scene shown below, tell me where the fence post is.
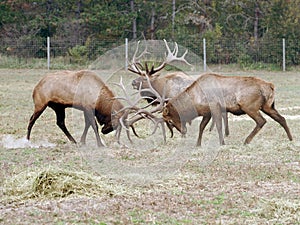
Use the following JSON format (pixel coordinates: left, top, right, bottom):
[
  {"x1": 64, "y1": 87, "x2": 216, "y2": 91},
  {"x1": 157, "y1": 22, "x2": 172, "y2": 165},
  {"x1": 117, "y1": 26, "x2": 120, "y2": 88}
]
[
  {"x1": 125, "y1": 38, "x2": 128, "y2": 70},
  {"x1": 203, "y1": 38, "x2": 206, "y2": 72},
  {"x1": 47, "y1": 37, "x2": 50, "y2": 70},
  {"x1": 282, "y1": 38, "x2": 286, "y2": 72}
]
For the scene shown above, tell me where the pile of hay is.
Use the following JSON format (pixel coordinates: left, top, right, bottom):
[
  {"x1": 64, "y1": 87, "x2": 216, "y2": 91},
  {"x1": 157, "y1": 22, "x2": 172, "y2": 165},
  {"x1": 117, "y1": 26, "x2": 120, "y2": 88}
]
[
  {"x1": 258, "y1": 198, "x2": 300, "y2": 223},
  {"x1": 1, "y1": 167, "x2": 125, "y2": 204}
]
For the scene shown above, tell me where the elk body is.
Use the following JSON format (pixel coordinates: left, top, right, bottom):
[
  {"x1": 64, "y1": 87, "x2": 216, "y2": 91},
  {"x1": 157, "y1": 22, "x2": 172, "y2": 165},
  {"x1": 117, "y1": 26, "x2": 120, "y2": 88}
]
[
  {"x1": 163, "y1": 73, "x2": 293, "y2": 146},
  {"x1": 131, "y1": 71, "x2": 230, "y2": 137},
  {"x1": 132, "y1": 71, "x2": 195, "y2": 103},
  {"x1": 27, "y1": 70, "x2": 124, "y2": 147},
  {"x1": 129, "y1": 40, "x2": 229, "y2": 137}
]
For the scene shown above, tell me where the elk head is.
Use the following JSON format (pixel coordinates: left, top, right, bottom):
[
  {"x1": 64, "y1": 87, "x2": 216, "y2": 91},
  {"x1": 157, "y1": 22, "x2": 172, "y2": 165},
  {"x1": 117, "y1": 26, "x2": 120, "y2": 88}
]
[{"x1": 163, "y1": 102, "x2": 188, "y2": 136}]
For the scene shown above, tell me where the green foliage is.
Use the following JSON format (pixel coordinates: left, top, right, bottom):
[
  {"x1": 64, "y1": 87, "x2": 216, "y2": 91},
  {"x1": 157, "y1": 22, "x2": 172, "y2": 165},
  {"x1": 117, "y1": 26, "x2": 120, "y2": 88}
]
[
  {"x1": 0, "y1": 3, "x2": 15, "y2": 28},
  {"x1": 67, "y1": 45, "x2": 88, "y2": 65},
  {"x1": 0, "y1": 0, "x2": 300, "y2": 67}
]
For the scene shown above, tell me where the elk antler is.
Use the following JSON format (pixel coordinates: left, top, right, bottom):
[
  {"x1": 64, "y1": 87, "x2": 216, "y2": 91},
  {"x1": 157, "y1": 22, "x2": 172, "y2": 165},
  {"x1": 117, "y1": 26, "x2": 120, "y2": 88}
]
[
  {"x1": 127, "y1": 40, "x2": 150, "y2": 75},
  {"x1": 150, "y1": 39, "x2": 192, "y2": 75},
  {"x1": 113, "y1": 76, "x2": 168, "y2": 144},
  {"x1": 128, "y1": 39, "x2": 192, "y2": 77}
]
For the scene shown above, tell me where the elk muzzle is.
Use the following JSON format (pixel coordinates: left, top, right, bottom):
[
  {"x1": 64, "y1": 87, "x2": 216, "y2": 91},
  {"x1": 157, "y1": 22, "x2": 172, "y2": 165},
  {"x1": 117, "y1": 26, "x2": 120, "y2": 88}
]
[
  {"x1": 101, "y1": 122, "x2": 114, "y2": 134},
  {"x1": 131, "y1": 79, "x2": 140, "y2": 90}
]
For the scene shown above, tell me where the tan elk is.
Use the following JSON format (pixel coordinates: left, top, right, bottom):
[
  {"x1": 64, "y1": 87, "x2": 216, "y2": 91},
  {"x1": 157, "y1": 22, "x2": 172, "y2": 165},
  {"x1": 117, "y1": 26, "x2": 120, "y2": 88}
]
[
  {"x1": 27, "y1": 70, "x2": 126, "y2": 147},
  {"x1": 163, "y1": 72, "x2": 293, "y2": 146},
  {"x1": 27, "y1": 70, "x2": 168, "y2": 146},
  {"x1": 128, "y1": 39, "x2": 229, "y2": 137}
]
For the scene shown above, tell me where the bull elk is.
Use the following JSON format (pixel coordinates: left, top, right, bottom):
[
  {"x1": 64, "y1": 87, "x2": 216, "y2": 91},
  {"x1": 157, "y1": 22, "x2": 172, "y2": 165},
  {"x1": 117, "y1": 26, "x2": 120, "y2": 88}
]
[
  {"x1": 27, "y1": 70, "x2": 125, "y2": 147},
  {"x1": 128, "y1": 39, "x2": 229, "y2": 137},
  {"x1": 163, "y1": 73, "x2": 293, "y2": 146}
]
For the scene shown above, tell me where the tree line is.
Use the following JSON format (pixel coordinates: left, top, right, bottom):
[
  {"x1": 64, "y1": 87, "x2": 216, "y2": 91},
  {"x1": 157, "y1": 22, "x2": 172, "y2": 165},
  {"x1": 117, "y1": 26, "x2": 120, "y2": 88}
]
[{"x1": 0, "y1": 0, "x2": 299, "y2": 66}]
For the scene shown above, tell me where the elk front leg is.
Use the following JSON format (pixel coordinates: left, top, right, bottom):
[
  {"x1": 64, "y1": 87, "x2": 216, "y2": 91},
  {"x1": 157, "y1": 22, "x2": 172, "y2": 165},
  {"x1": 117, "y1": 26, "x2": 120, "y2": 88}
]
[
  {"x1": 262, "y1": 105, "x2": 293, "y2": 141},
  {"x1": 85, "y1": 110, "x2": 105, "y2": 147},
  {"x1": 211, "y1": 104, "x2": 225, "y2": 145},
  {"x1": 197, "y1": 114, "x2": 211, "y2": 146},
  {"x1": 209, "y1": 111, "x2": 229, "y2": 137},
  {"x1": 209, "y1": 117, "x2": 215, "y2": 132},
  {"x1": 223, "y1": 111, "x2": 229, "y2": 137},
  {"x1": 80, "y1": 111, "x2": 91, "y2": 145},
  {"x1": 52, "y1": 106, "x2": 77, "y2": 144}
]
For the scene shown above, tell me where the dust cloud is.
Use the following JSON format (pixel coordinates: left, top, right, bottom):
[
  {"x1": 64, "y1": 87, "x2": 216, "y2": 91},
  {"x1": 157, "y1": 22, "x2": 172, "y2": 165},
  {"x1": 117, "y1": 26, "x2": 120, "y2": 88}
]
[{"x1": 0, "y1": 135, "x2": 55, "y2": 149}]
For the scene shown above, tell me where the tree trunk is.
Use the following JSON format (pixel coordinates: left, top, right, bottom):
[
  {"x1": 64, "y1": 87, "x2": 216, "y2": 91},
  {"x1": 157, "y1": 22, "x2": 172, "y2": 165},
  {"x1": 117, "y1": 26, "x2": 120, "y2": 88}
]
[
  {"x1": 75, "y1": 0, "x2": 82, "y2": 43},
  {"x1": 150, "y1": 7, "x2": 155, "y2": 39},
  {"x1": 130, "y1": 0, "x2": 137, "y2": 39},
  {"x1": 254, "y1": 4, "x2": 260, "y2": 45},
  {"x1": 172, "y1": 0, "x2": 175, "y2": 40},
  {"x1": 46, "y1": 0, "x2": 52, "y2": 36},
  {"x1": 76, "y1": 0, "x2": 82, "y2": 20}
]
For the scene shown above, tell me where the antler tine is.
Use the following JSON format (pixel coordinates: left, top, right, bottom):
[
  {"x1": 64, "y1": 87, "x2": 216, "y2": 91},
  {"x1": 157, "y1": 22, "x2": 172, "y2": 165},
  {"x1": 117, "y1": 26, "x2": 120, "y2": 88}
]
[
  {"x1": 131, "y1": 40, "x2": 141, "y2": 63},
  {"x1": 144, "y1": 74, "x2": 166, "y2": 108},
  {"x1": 150, "y1": 118, "x2": 166, "y2": 143},
  {"x1": 127, "y1": 63, "x2": 140, "y2": 74},
  {"x1": 113, "y1": 76, "x2": 153, "y2": 115},
  {"x1": 115, "y1": 111, "x2": 138, "y2": 145},
  {"x1": 163, "y1": 39, "x2": 191, "y2": 66},
  {"x1": 171, "y1": 41, "x2": 178, "y2": 56},
  {"x1": 150, "y1": 39, "x2": 192, "y2": 75},
  {"x1": 177, "y1": 49, "x2": 192, "y2": 66},
  {"x1": 133, "y1": 40, "x2": 149, "y2": 62},
  {"x1": 114, "y1": 72, "x2": 168, "y2": 144},
  {"x1": 112, "y1": 77, "x2": 134, "y2": 106},
  {"x1": 127, "y1": 42, "x2": 147, "y2": 77},
  {"x1": 129, "y1": 74, "x2": 167, "y2": 128},
  {"x1": 128, "y1": 40, "x2": 150, "y2": 75}
]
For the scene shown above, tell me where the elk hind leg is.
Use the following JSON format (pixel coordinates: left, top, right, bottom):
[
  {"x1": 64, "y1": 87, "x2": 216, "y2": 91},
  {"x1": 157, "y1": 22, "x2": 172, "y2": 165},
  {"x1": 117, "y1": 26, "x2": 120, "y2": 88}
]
[
  {"x1": 262, "y1": 105, "x2": 293, "y2": 141},
  {"x1": 27, "y1": 105, "x2": 47, "y2": 140}
]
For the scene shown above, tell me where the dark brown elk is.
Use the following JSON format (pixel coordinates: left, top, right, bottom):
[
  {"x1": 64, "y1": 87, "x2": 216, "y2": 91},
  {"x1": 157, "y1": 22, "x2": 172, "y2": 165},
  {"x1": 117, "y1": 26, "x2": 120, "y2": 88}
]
[
  {"x1": 128, "y1": 40, "x2": 229, "y2": 137},
  {"x1": 26, "y1": 70, "x2": 125, "y2": 147},
  {"x1": 163, "y1": 73, "x2": 293, "y2": 146}
]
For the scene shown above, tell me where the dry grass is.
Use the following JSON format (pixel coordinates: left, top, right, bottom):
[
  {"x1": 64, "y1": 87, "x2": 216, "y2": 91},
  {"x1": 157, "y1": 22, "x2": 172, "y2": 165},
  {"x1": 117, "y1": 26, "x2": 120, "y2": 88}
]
[
  {"x1": 2, "y1": 166, "x2": 127, "y2": 203},
  {"x1": 0, "y1": 69, "x2": 300, "y2": 224}
]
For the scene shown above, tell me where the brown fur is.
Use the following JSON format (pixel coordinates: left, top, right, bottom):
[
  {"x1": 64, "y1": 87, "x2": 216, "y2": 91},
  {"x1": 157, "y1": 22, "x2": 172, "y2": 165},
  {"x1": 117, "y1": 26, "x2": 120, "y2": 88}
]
[
  {"x1": 163, "y1": 73, "x2": 293, "y2": 146},
  {"x1": 132, "y1": 72, "x2": 195, "y2": 100},
  {"x1": 27, "y1": 70, "x2": 124, "y2": 147},
  {"x1": 132, "y1": 72, "x2": 229, "y2": 136}
]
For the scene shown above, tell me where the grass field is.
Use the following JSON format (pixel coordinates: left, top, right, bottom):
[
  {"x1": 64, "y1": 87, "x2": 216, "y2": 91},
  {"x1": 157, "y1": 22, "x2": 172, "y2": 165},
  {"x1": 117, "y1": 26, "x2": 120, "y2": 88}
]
[{"x1": 0, "y1": 68, "x2": 299, "y2": 224}]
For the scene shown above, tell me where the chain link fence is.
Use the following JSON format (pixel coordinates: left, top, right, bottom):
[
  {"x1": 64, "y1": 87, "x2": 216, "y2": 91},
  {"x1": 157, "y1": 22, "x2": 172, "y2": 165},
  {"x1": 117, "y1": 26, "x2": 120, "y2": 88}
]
[{"x1": 0, "y1": 37, "x2": 299, "y2": 70}]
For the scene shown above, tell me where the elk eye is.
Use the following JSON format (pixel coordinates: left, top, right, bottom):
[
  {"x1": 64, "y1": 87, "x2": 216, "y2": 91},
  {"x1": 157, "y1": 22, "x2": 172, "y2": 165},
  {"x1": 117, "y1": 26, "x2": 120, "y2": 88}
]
[{"x1": 163, "y1": 107, "x2": 169, "y2": 115}]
